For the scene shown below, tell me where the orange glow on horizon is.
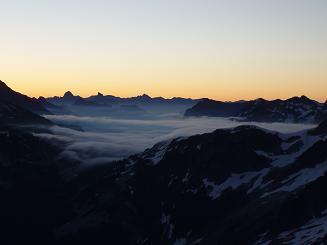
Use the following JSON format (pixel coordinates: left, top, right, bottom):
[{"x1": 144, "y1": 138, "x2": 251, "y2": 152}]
[
  {"x1": 3, "y1": 74, "x2": 326, "y2": 103},
  {"x1": 1, "y1": 1, "x2": 326, "y2": 103}
]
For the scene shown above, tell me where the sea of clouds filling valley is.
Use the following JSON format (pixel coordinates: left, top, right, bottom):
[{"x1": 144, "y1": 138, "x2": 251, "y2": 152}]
[{"x1": 35, "y1": 114, "x2": 316, "y2": 166}]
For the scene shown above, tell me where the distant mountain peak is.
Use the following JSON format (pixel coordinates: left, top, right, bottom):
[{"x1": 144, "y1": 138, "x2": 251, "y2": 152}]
[
  {"x1": 97, "y1": 92, "x2": 104, "y2": 97},
  {"x1": 38, "y1": 96, "x2": 47, "y2": 101},
  {"x1": 140, "y1": 93, "x2": 151, "y2": 99},
  {"x1": 186, "y1": 96, "x2": 326, "y2": 123},
  {"x1": 286, "y1": 95, "x2": 314, "y2": 104},
  {"x1": 64, "y1": 91, "x2": 74, "y2": 97}
]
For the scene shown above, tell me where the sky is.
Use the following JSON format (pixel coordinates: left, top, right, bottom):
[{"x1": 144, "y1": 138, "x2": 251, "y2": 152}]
[{"x1": 0, "y1": 0, "x2": 326, "y2": 101}]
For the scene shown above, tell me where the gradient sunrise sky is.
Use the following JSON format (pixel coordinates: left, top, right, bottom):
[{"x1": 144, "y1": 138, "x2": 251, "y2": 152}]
[{"x1": 1, "y1": 0, "x2": 326, "y2": 101}]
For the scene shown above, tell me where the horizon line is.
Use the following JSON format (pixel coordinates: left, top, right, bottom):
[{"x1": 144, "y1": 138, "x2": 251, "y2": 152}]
[
  {"x1": 2, "y1": 80, "x2": 326, "y2": 103},
  {"x1": 42, "y1": 92, "x2": 327, "y2": 104}
]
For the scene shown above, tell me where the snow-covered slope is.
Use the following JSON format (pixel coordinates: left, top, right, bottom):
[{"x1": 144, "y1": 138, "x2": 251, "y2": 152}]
[{"x1": 56, "y1": 119, "x2": 327, "y2": 244}]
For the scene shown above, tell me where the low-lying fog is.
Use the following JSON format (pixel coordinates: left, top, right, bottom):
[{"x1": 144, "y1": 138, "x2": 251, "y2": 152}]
[{"x1": 37, "y1": 112, "x2": 316, "y2": 165}]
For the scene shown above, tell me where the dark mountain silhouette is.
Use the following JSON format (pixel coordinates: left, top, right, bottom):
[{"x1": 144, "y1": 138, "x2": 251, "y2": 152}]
[
  {"x1": 0, "y1": 80, "x2": 48, "y2": 113},
  {"x1": 47, "y1": 91, "x2": 199, "y2": 107},
  {"x1": 37, "y1": 96, "x2": 62, "y2": 109},
  {"x1": 310, "y1": 118, "x2": 327, "y2": 135},
  {"x1": 62, "y1": 91, "x2": 81, "y2": 104},
  {"x1": 73, "y1": 97, "x2": 108, "y2": 107},
  {"x1": 0, "y1": 123, "x2": 73, "y2": 244},
  {"x1": 185, "y1": 96, "x2": 327, "y2": 123},
  {"x1": 46, "y1": 91, "x2": 82, "y2": 105},
  {"x1": 87, "y1": 92, "x2": 116, "y2": 105},
  {"x1": 87, "y1": 93, "x2": 121, "y2": 105},
  {"x1": 184, "y1": 98, "x2": 247, "y2": 117},
  {"x1": 0, "y1": 100, "x2": 51, "y2": 126}
]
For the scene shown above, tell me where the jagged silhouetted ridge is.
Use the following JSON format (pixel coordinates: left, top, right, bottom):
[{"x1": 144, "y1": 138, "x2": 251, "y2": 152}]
[{"x1": 0, "y1": 80, "x2": 48, "y2": 113}]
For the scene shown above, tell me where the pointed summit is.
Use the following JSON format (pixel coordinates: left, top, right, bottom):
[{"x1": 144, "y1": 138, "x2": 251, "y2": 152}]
[
  {"x1": 97, "y1": 92, "x2": 104, "y2": 97},
  {"x1": 64, "y1": 91, "x2": 74, "y2": 98},
  {"x1": 38, "y1": 96, "x2": 47, "y2": 102},
  {"x1": 255, "y1": 98, "x2": 266, "y2": 102},
  {"x1": 60, "y1": 90, "x2": 81, "y2": 104},
  {"x1": 300, "y1": 95, "x2": 310, "y2": 100},
  {"x1": 285, "y1": 95, "x2": 317, "y2": 107},
  {"x1": 140, "y1": 93, "x2": 151, "y2": 99}
]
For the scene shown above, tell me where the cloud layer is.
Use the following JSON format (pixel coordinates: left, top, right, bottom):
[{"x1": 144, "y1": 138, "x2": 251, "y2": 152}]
[{"x1": 36, "y1": 114, "x2": 315, "y2": 166}]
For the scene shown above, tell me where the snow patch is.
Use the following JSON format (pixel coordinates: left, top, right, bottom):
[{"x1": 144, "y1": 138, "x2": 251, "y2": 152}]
[
  {"x1": 263, "y1": 160, "x2": 327, "y2": 197},
  {"x1": 272, "y1": 133, "x2": 323, "y2": 167},
  {"x1": 278, "y1": 210, "x2": 327, "y2": 244},
  {"x1": 146, "y1": 141, "x2": 171, "y2": 165},
  {"x1": 203, "y1": 171, "x2": 262, "y2": 199}
]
